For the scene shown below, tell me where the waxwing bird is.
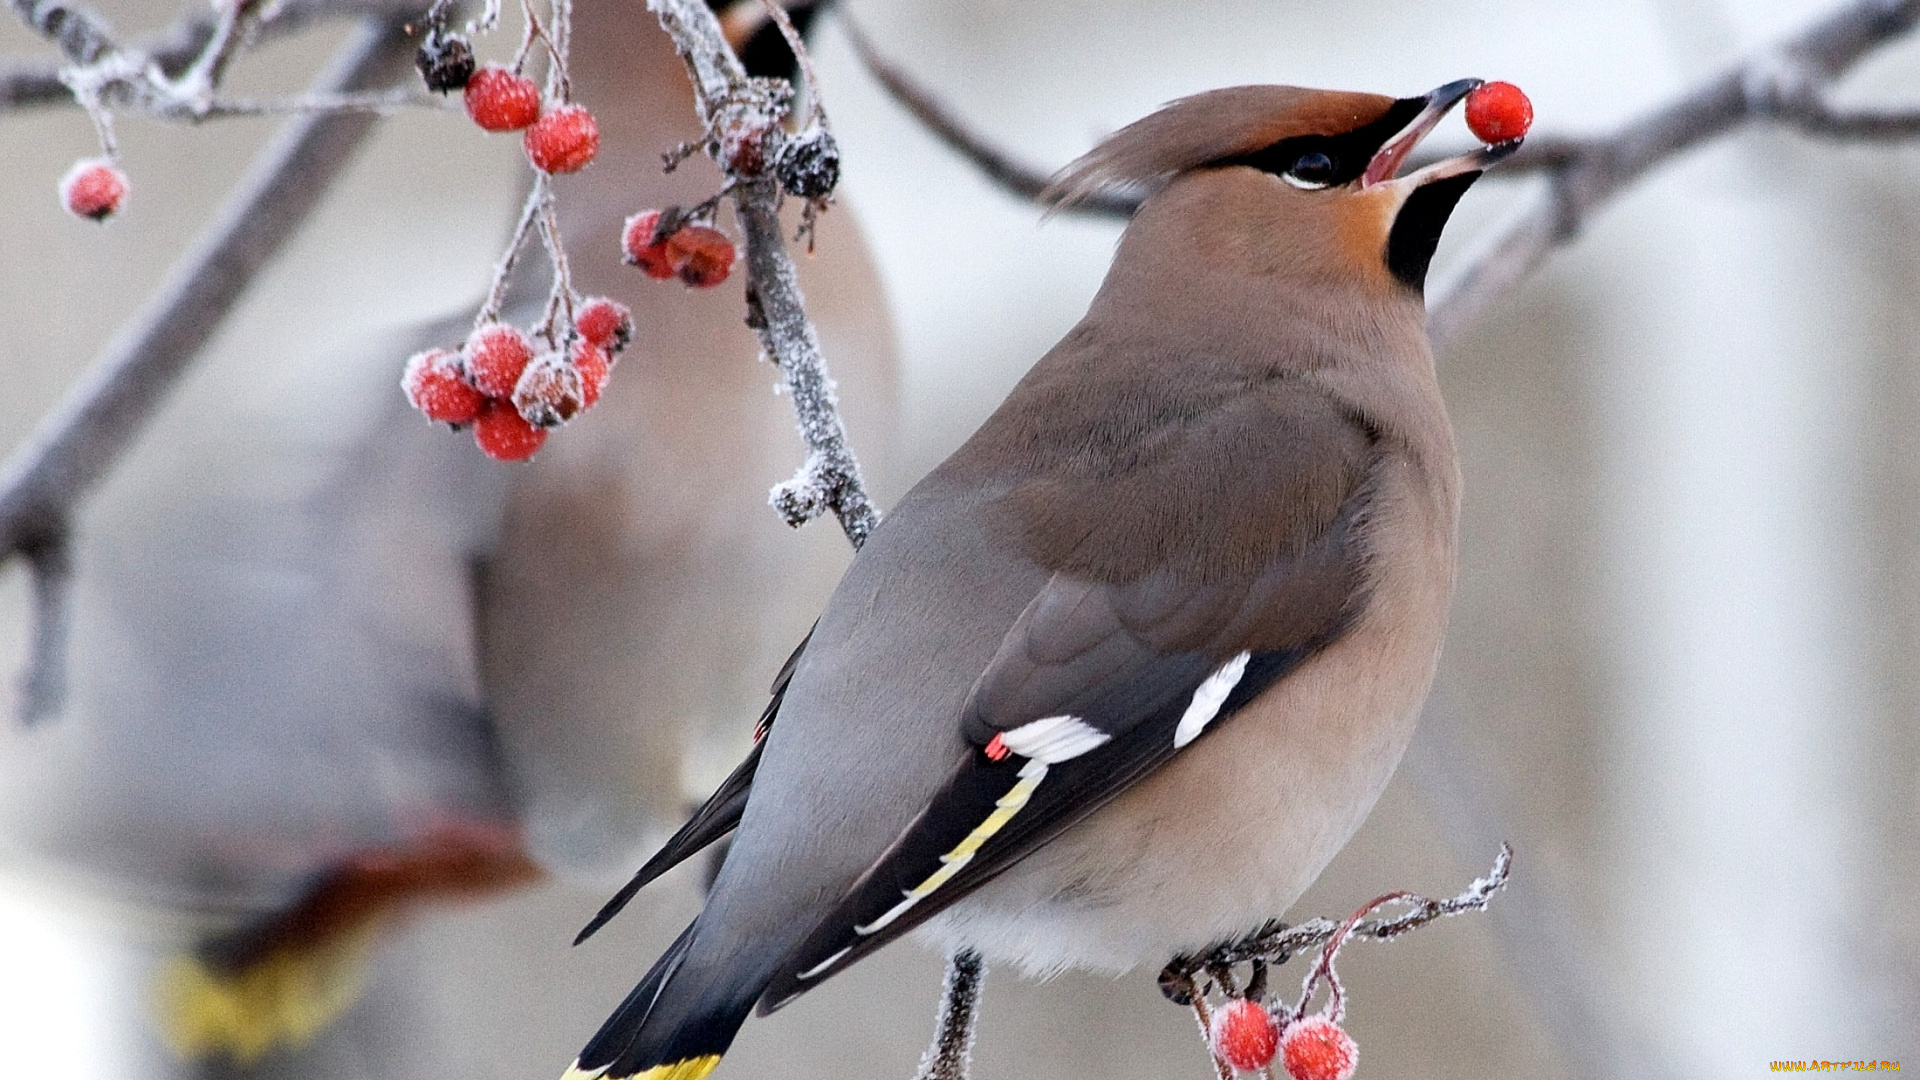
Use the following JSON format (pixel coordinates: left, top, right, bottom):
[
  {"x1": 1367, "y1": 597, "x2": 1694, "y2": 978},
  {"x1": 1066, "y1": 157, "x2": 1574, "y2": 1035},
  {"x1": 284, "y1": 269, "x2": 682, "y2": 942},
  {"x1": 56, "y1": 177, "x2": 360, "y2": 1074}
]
[{"x1": 565, "y1": 80, "x2": 1519, "y2": 1080}]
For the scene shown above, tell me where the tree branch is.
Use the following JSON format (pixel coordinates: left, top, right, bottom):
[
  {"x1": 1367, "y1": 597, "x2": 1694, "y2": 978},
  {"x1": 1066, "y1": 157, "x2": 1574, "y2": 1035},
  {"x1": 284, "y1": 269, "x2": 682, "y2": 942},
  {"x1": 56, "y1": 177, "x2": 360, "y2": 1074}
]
[
  {"x1": 0, "y1": 15, "x2": 418, "y2": 721},
  {"x1": 648, "y1": 0, "x2": 881, "y2": 549},
  {"x1": 840, "y1": 0, "x2": 1920, "y2": 350},
  {"x1": 836, "y1": 13, "x2": 1137, "y2": 219},
  {"x1": 1, "y1": 0, "x2": 431, "y2": 113},
  {"x1": 1427, "y1": 0, "x2": 1920, "y2": 347}
]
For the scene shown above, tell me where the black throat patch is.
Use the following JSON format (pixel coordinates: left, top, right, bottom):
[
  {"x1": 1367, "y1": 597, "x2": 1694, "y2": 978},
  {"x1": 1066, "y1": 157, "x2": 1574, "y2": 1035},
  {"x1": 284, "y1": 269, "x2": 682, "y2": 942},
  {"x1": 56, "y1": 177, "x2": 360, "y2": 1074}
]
[{"x1": 1386, "y1": 171, "x2": 1481, "y2": 290}]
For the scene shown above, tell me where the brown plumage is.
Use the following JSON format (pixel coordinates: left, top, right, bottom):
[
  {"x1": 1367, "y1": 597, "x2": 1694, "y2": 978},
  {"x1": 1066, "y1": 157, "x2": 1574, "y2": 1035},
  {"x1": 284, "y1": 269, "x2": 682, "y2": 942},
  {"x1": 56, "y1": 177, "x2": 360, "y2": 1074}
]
[{"x1": 568, "y1": 79, "x2": 1517, "y2": 1080}]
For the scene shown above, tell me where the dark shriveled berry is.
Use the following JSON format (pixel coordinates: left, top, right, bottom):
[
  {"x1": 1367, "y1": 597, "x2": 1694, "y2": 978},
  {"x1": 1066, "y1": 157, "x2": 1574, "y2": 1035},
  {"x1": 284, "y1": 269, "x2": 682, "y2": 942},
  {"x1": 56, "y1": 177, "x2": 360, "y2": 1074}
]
[
  {"x1": 415, "y1": 28, "x2": 475, "y2": 93},
  {"x1": 776, "y1": 127, "x2": 841, "y2": 199}
]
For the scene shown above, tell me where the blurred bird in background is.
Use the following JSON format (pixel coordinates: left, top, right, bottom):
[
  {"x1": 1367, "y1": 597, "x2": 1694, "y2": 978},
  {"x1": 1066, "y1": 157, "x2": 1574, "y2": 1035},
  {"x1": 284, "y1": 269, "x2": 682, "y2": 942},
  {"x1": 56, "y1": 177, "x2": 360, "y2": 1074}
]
[
  {"x1": 0, "y1": 1, "x2": 896, "y2": 1075},
  {"x1": 564, "y1": 79, "x2": 1517, "y2": 1080}
]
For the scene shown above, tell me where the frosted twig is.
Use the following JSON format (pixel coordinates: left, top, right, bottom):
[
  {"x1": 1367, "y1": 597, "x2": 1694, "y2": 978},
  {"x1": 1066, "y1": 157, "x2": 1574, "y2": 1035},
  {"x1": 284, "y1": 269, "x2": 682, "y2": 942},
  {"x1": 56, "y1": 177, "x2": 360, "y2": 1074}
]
[
  {"x1": 1157, "y1": 844, "x2": 1512, "y2": 1000},
  {"x1": 197, "y1": 87, "x2": 452, "y2": 116},
  {"x1": 0, "y1": 17, "x2": 417, "y2": 723},
  {"x1": 756, "y1": 0, "x2": 823, "y2": 126},
  {"x1": 476, "y1": 180, "x2": 548, "y2": 330},
  {"x1": 3, "y1": 0, "x2": 428, "y2": 113},
  {"x1": 911, "y1": 950, "x2": 984, "y2": 1080},
  {"x1": 173, "y1": 0, "x2": 269, "y2": 113},
  {"x1": 649, "y1": 0, "x2": 881, "y2": 550}
]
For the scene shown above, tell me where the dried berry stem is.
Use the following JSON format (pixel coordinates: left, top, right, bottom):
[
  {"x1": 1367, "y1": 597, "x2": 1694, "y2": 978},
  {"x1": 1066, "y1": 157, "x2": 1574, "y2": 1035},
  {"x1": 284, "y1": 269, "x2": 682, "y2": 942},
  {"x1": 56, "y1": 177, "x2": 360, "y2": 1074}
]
[
  {"x1": 755, "y1": 0, "x2": 824, "y2": 127},
  {"x1": 475, "y1": 180, "x2": 546, "y2": 330}
]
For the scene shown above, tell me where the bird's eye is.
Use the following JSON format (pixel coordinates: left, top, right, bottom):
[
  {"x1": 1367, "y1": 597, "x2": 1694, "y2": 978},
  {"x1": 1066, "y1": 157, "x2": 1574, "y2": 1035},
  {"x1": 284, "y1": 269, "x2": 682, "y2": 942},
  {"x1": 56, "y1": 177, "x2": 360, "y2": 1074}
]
[{"x1": 1283, "y1": 151, "x2": 1338, "y2": 189}]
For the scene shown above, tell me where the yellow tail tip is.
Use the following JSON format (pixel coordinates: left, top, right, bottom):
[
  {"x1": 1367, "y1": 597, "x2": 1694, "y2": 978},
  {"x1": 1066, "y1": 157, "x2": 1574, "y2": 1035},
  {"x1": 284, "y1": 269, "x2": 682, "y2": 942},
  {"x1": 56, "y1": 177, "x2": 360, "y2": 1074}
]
[
  {"x1": 563, "y1": 1054, "x2": 723, "y2": 1080},
  {"x1": 150, "y1": 925, "x2": 376, "y2": 1064}
]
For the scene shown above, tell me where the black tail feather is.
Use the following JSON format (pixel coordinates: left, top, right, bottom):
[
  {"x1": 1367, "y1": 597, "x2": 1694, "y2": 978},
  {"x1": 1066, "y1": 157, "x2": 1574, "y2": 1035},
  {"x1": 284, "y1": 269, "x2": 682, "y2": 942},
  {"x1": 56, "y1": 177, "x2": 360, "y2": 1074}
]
[{"x1": 572, "y1": 919, "x2": 763, "y2": 1080}]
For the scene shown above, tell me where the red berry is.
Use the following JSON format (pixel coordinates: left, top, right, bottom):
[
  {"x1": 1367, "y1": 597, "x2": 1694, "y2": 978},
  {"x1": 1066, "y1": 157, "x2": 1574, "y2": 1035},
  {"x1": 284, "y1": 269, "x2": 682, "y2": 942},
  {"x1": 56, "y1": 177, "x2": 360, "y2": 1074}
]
[
  {"x1": 464, "y1": 66, "x2": 541, "y2": 132},
  {"x1": 512, "y1": 350, "x2": 585, "y2": 428},
  {"x1": 525, "y1": 104, "x2": 599, "y2": 174},
  {"x1": 401, "y1": 348, "x2": 485, "y2": 425},
  {"x1": 1280, "y1": 1017, "x2": 1357, "y2": 1080},
  {"x1": 623, "y1": 210, "x2": 679, "y2": 279},
  {"x1": 473, "y1": 398, "x2": 547, "y2": 461},
  {"x1": 464, "y1": 323, "x2": 535, "y2": 399},
  {"x1": 61, "y1": 159, "x2": 126, "y2": 221},
  {"x1": 671, "y1": 225, "x2": 736, "y2": 288},
  {"x1": 1465, "y1": 81, "x2": 1532, "y2": 144},
  {"x1": 574, "y1": 297, "x2": 633, "y2": 354},
  {"x1": 573, "y1": 340, "x2": 612, "y2": 409},
  {"x1": 1210, "y1": 1000, "x2": 1280, "y2": 1073}
]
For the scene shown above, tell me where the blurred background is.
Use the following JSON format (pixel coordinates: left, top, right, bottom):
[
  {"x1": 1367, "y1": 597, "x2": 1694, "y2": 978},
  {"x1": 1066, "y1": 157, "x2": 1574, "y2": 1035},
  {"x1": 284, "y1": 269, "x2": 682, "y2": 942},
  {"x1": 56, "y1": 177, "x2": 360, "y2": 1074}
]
[{"x1": 1, "y1": 1, "x2": 1917, "y2": 1078}]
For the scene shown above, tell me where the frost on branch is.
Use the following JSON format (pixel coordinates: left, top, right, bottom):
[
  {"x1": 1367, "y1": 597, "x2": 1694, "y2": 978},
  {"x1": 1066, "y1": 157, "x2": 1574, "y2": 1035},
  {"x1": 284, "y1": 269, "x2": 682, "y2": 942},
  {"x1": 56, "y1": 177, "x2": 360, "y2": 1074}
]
[{"x1": 1161, "y1": 844, "x2": 1511, "y2": 1080}]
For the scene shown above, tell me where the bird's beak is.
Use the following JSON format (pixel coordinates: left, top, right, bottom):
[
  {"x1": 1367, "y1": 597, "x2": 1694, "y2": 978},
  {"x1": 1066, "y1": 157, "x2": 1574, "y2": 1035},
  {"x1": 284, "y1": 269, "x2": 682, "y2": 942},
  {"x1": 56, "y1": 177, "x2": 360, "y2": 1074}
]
[{"x1": 1361, "y1": 78, "x2": 1521, "y2": 189}]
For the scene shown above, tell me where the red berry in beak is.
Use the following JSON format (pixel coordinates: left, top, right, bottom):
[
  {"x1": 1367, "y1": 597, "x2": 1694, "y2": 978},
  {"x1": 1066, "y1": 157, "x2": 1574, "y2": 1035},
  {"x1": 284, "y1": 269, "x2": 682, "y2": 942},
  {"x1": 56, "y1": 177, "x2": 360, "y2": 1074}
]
[{"x1": 1465, "y1": 81, "x2": 1532, "y2": 144}]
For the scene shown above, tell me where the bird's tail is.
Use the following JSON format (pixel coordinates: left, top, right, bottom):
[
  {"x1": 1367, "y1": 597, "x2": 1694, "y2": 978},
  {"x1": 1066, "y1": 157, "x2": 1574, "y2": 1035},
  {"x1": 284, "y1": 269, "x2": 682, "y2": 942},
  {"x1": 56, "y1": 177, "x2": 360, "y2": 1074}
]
[
  {"x1": 151, "y1": 916, "x2": 382, "y2": 1065},
  {"x1": 153, "y1": 819, "x2": 542, "y2": 1064},
  {"x1": 565, "y1": 920, "x2": 764, "y2": 1080}
]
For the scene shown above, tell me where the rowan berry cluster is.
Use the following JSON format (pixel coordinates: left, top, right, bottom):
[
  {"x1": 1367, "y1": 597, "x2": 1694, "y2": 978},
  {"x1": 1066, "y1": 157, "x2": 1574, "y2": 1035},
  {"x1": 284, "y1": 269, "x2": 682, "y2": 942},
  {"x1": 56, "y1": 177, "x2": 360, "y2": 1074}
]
[{"x1": 402, "y1": 298, "x2": 631, "y2": 461}]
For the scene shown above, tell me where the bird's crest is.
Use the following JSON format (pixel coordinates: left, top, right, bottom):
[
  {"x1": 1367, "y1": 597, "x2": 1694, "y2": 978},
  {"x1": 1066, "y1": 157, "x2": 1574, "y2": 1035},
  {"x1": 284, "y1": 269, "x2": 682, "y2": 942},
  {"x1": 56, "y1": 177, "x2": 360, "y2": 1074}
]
[{"x1": 1044, "y1": 85, "x2": 1399, "y2": 207}]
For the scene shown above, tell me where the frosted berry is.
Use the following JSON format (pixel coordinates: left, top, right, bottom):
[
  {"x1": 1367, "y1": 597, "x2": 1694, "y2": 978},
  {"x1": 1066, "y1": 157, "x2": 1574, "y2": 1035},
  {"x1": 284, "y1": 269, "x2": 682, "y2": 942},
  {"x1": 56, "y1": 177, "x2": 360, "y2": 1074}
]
[
  {"x1": 574, "y1": 297, "x2": 633, "y2": 354},
  {"x1": 623, "y1": 210, "x2": 679, "y2": 279},
  {"x1": 776, "y1": 127, "x2": 841, "y2": 199},
  {"x1": 1280, "y1": 1017, "x2": 1357, "y2": 1080},
  {"x1": 512, "y1": 350, "x2": 585, "y2": 428},
  {"x1": 464, "y1": 66, "x2": 541, "y2": 132},
  {"x1": 1465, "y1": 81, "x2": 1532, "y2": 144},
  {"x1": 464, "y1": 323, "x2": 535, "y2": 399},
  {"x1": 719, "y1": 115, "x2": 776, "y2": 175},
  {"x1": 672, "y1": 225, "x2": 736, "y2": 288},
  {"x1": 573, "y1": 340, "x2": 612, "y2": 409},
  {"x1": 1209, "y1": 999, "x2": 1280, "y2": 1073},
  {"x1": 525, "y1": 104, "x2": 599, "y2": 174},
  {"x1": 402, "y1": 348, "x2": 485, "y2": 425},
  {"x1": 61, "y1": 159, "x2": 127, "y2": 221},
  {"x1": 473, "y1": 398, "x2": 547, "y2": 461},
  {"x1": 415, "y1": 27, "x2": 474, "y2": 93}
]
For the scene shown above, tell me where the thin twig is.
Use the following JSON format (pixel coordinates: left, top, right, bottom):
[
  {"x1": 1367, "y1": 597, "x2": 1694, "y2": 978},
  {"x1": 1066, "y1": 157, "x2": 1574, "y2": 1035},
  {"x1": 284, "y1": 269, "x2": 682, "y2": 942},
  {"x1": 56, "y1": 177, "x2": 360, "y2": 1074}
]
[
  {"x1": 837, "y1": 13, "x2": 1137, "y2": 218},
  {"x1": 476, "y1": 180, "x2": 548, "y2": 329},
  {"x1": 2, "y1": 0, "x2": 427, "y2": 112},
  {"x1": 1158, "y1": 843, "x2": 1512, "y2": 992},
  {"x1": 174, "y1": 0, "x2": 269, "y2": 111},
  {"x1": 648, "y1": 0, "x2": 882, "y2": 550},
  {"x1": 0, "y1": 16, "x2": 418, "y2": 722}
]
